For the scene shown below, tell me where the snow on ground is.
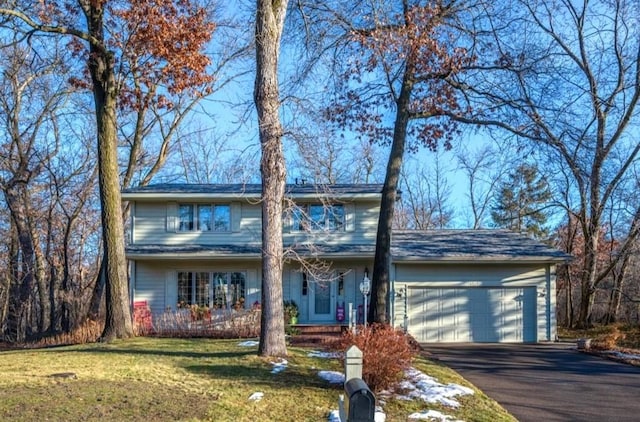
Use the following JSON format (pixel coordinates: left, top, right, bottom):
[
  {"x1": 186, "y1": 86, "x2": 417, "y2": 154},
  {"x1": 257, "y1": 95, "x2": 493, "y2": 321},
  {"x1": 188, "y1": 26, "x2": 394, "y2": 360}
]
[
  {"x1": 237, "y1": 348, "x2": 472, "y2": 420},
  {"x1": 327, "y1": 410, "x2": 341, "y2": 422},
  {"x1": 391, "y1": 367, "x2": 474, "y2": 408},
  {"x1": 308, "y1": 351, "x2": 341, "y2": 359},
  {"x1": 325, "y1": 366, "x2": 473, "y2": 421},
  {"x1": 248, "y1": 392, "x2": 264, "y2": 401},
  {"x1": 271, "y1": 358, "x2": 288, "y2": 374},
  {"x1": 327, "y1": 408, "x2": 387, "y2": 422},
  {"x1": 318, "y1": 370, "x2": 345, "y2": 384},
  {"x1": 408, "y1": 409, "x2": 465, "y2": 421},
  {"x1": 606, "y1": 350, "x2": 640, "y2": 360}
]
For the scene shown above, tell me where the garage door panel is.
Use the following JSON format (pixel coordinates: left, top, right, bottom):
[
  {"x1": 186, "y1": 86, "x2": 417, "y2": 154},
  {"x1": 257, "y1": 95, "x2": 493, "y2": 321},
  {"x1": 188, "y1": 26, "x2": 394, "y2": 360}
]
[{"x1": 408, "y1": 287, "x2": 536, "y2": 343}]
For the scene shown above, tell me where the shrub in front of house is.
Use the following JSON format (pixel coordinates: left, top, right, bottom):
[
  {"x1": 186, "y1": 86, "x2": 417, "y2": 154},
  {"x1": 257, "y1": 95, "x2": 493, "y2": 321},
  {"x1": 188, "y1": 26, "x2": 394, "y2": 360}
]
[
  {"x1": 330, "y1": 323, "x2": 417, "y2": 393},
  {"x1": 147, "y1": 308, "x2": 261, "y2": 339}
]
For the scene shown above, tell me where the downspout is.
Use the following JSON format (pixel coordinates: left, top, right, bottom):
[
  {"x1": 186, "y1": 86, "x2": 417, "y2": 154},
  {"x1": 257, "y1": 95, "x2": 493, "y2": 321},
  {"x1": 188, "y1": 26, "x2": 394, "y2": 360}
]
[{"x1": 390, "y1": 262, "x2": 396, "y2": 326}]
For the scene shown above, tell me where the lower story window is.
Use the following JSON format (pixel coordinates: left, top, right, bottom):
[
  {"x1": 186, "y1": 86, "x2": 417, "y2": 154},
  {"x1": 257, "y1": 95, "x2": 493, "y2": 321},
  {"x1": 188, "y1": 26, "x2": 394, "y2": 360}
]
[{"x1": 178, "y1": 271, "x2": 246, "y2": 310}]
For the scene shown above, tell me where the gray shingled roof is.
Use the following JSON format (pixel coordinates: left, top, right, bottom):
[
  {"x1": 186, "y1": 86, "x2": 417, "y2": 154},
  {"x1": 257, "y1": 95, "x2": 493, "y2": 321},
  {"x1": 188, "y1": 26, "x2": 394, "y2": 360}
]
[
  {"x1": 391, "y1": 230, "x2": 570, "y2": 262},
  {"x1": 122, "y1": 183, "x2": 383, "y2": 197},
  {"x1": 125, "y1": 243, "x2": 376, "y2": 259},
  {"x1": 126, "y1": 244, "x2": 262, "y2": 257},
  {"x1": 126, "y1": 230, "x2": 569, "y2": 262}
]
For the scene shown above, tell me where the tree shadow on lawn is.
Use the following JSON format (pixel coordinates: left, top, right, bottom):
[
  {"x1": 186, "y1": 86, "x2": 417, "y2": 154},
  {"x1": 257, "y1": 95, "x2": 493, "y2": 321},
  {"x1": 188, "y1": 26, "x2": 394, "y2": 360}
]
[
  {"x1": 62, "y1": 347, "x2": 256, "y2": 360},
  {"x1": 184, "y1": 363, "x2": 343, "y2": 391}
]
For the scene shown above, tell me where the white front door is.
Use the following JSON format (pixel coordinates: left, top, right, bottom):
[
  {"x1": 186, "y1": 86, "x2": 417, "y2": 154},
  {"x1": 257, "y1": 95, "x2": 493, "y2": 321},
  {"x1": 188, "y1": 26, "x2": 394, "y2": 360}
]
[{"x1": 310, "y1": 280, "x2": 336, "y2": 322}]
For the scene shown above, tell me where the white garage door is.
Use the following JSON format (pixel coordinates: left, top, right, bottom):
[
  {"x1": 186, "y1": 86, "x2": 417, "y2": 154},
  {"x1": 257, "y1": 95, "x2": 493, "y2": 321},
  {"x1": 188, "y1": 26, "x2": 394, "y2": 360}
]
[{"x1": 408, "y1": 287, "x2": 537, "y2": 343}]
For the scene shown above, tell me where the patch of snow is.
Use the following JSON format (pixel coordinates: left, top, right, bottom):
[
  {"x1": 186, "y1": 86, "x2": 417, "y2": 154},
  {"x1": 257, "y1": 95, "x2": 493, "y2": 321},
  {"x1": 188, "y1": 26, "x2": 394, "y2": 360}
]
[
  {"x1": 327, "y1": 409, "x2": 341, "y2": 422},
  {"x1": 608, "y1": 351, "x2": 640, "y2": 360},
  {"x1": 248, "y1": 392, "x2": 264, "y2": 401},
  {"x1": 318, "y1": 370, "x2": 345, "y2": 384},
  {"x1": 271, "y1": 358, "x2": 288, "y2": 374},
  {"x1": 408, "y1": 409, "x2": 464, "y2": 421},
  {"x1": 327, "y1": 367, "x2": 472, "y2": 421},
  {"x1": 237, "y1": 340, "x2": 259, "y2": 347},
  {"x1": 327, "y1": 407, "x2": 386, "y2": 422},
  {"x1": 392, "y1": 367, "x2": 474, "y2": 408},
  {"x1": 308, "y1": 350, "x2": 341, "y2": 359}
]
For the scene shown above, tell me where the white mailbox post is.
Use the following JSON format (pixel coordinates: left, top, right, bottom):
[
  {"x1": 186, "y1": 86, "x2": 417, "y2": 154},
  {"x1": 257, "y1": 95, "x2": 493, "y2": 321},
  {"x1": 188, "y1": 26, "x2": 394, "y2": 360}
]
[
  {"x1": 339, "y1": 345, "x2": 375, "y2": 422},
  {"x1": 344, "y1": 345, "x2": 363, "y2": 384}
]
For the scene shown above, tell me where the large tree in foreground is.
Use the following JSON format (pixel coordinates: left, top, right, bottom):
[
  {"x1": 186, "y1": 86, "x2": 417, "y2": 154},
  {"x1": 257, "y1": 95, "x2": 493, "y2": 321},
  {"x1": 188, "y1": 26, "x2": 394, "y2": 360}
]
[
  {"x1": 327, "y1": 0, "x2": 473, "y2": 322},
  {"x1": 254, "y1": 0, "x2": 289, "y2": 356},
  {"x1": 0, "y1": 1, "x2": 214, "y2": 340}
]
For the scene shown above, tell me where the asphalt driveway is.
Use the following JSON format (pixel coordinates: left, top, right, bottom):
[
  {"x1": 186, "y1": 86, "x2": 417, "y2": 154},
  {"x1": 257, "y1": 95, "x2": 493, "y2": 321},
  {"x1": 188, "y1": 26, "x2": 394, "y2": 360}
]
[{"x1": 424, "y1": 342, "x2": 640, "y2": 422}]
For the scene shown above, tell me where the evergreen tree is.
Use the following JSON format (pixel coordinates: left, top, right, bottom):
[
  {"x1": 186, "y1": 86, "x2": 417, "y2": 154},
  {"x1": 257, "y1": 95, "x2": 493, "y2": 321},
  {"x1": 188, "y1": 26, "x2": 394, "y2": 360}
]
[{"x1": 491, "y1": 164, "x2": 552, "y2": 239}]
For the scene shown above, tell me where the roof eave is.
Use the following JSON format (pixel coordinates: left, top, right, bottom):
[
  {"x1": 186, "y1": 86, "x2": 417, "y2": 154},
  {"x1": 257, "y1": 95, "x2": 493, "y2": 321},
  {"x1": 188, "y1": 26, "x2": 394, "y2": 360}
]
[
  {"x1": 392, "y1": 256, "x2": 569, "y2": 264},
  {"x1": 121, "y1": 192, "x2": 382, "y2": 201},
  {"x1": 121, "y1": 193, "x2": 260, "y2": 201},
  {"x1": 126, "y1": 253, "x2": 262, "y2": 260}
]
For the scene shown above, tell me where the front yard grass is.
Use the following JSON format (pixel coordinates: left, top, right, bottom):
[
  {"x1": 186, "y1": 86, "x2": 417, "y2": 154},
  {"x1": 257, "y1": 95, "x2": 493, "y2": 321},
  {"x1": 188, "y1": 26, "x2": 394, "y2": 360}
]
[{"x1": 0, "y1": 338, "x2": 514, "y2": 421}]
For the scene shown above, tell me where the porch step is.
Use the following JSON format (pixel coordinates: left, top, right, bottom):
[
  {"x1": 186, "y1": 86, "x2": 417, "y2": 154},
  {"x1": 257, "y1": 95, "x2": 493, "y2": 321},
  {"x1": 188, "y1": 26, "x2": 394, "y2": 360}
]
[
  {"x1": 288, "y1": 324, "x2": 347, "y2": 348},
  {"x1": 292, "y1": 324, "x2": 346, "y2": 334}
]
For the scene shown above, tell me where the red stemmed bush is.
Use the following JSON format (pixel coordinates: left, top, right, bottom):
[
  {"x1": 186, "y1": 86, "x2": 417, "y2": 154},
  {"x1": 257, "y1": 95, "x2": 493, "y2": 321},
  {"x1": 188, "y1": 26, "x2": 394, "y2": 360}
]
[{"x1": 330, "y1": 323, "x2": 418, "y2": 392}]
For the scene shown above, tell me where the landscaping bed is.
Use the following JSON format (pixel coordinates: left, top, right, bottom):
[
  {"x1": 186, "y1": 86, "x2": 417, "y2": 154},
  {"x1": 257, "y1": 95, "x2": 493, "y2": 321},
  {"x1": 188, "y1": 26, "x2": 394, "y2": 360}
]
[{"x1": 560, "y1": 324, "x2": 640, "y2": 367}]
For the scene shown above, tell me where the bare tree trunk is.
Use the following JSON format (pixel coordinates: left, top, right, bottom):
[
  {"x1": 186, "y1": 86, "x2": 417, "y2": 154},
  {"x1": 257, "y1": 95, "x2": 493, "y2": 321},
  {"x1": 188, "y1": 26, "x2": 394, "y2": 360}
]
[
  {"x1": 34, "y1": 242, "x2": 49, "y2": 335},
  {"x1": 0, "y1": 273, "x2": 8, "y2": 336},
  {"x1": 254, "y1": 0, "x2": 289, "y2": 357},
  {"x1": 84, "y1": 5, "x2": 133, "y2": 341},
  {"x1": 87, "y1": 257, "x2": 106, "y2": 321},
  {"x1": 3, "y1": 184, "x2": 44, "y2": 341},
  {"x1": 576, "y1": 225, "x2": 599, "y2": 327},
  {"x1": 566, "y1": 272, "x2": 574, "y2": 328},
  {"x1": 370, "y1": 60, "x2": 414, "y2": 324},
  {"x1": 4, "y1": 223, "x2": 25, "y2": 342},
  {"x1": 604, "y1": 254, "x2": 630, "y2": 324}
]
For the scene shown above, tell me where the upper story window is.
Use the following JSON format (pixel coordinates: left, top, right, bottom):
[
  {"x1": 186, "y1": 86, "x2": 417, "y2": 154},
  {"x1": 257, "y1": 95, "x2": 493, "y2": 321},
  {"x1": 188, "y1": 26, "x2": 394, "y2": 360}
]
[
  {"x1": 293, "y1": 203, "x2": 345, "y2": 232},
  {"x1": 179, "y1": 204, "x2": 230, "y2": 232}
]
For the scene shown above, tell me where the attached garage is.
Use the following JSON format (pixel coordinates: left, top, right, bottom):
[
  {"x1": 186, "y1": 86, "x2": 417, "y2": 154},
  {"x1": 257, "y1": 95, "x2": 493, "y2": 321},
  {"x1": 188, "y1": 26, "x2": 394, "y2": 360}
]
[
  {"x1": 408, "y1": 287, "x2": 537, "y2": 343},
  {"x1": 390, "y1": 231, "x2": 570, "y2": 344}
]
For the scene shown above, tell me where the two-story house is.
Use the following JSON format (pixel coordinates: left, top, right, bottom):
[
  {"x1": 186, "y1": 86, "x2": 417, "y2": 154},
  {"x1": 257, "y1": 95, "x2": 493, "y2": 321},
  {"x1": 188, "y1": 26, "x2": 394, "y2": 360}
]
[{"x1": 122, "y1": 183, "x2": 568, "y2": 343}]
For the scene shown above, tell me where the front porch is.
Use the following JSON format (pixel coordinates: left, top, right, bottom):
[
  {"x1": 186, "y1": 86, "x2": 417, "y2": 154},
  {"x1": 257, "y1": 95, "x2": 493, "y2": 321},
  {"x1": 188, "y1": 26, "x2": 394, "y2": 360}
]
[{"x1": 284, "y1": 264, "x2": 372, "y2": 325}]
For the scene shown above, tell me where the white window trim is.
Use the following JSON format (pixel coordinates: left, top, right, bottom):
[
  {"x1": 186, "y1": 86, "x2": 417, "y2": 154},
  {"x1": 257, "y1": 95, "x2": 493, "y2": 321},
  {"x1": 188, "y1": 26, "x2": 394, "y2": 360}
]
[
  {"x1": 291, "y1": 203, "x2": 346, "y2": 233},
  {"x1": 177, "y1": 203, "x2": 231, "y2": 233},
  {"x1": 177, "y1": 270, "x2": 248, "y2": 310}
]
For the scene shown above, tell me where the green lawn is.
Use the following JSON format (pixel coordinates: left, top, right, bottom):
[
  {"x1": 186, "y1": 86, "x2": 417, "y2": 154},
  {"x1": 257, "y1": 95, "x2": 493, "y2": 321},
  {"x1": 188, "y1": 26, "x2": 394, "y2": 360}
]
[{"x1": 0, "y1": 338, "x2": 515, "y2": 421}]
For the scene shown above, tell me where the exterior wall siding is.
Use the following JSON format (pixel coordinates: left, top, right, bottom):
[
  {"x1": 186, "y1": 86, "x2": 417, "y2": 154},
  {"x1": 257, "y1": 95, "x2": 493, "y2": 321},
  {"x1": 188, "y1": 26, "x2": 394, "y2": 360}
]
[
  {"x1": 282, "y1": 200, "x2": 379, "y2": 246},
  {"x1": 133, "y1": 260, "x2": 261, "y2": 315},
  {"x1": 133, "y1": 201, "x2": 262, "y2": 245},
  {"x1": 134, "y1": 259, "x2": 373, "y2": 325},
  {"x1": 132, "y1": 200, "x2": 379, "y2": 246},
  {"x1": 133, "y1": 263, "x2": 170, "y2": 315}
]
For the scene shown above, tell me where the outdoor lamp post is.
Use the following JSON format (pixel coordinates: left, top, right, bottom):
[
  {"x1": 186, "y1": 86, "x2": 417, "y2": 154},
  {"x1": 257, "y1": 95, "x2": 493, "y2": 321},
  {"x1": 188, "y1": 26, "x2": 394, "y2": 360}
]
[{"x1": 360, "y1": 268, "x2": 371, "y2": 329}]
